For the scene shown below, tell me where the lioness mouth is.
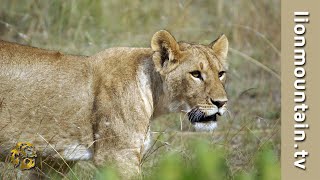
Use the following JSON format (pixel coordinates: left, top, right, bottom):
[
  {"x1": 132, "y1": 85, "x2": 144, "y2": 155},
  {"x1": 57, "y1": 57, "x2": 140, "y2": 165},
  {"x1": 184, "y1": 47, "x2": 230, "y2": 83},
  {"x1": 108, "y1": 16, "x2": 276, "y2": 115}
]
[{"x1": 187, "y1": 108, "x2": 218, "y2": 124}]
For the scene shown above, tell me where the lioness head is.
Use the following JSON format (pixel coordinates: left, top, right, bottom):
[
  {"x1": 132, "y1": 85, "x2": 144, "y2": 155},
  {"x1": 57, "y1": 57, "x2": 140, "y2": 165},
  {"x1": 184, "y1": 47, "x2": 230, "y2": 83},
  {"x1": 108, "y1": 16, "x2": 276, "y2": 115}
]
[{"x1": 151, "y1": 30, "x2": 229, "y2": 131}]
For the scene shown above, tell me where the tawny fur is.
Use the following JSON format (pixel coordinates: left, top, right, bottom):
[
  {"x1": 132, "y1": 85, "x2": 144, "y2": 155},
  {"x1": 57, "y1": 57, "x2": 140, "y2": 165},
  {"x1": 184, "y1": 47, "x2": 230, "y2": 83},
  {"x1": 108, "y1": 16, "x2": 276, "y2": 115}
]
[{"x1": 0, "y1": 30, "x2": 229, "y2": 179}]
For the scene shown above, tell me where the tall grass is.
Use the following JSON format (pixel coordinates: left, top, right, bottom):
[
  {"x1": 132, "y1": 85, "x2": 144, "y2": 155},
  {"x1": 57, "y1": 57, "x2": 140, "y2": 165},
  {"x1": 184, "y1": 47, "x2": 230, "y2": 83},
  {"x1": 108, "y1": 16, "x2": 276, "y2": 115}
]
[{"x1": 0, "y1": 0, "x2": 280, "y2": 179}]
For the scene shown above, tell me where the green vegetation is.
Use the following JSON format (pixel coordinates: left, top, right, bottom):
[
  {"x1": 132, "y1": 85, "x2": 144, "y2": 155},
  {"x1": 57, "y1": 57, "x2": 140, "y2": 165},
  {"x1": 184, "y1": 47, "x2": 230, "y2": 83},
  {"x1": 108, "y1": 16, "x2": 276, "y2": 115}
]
[
  {"x1": 96, "y1": 140, "x2": 280, "y2": 180},
  {"x1": 0, "y1": 0, "x2": 280, "y2": 179}
]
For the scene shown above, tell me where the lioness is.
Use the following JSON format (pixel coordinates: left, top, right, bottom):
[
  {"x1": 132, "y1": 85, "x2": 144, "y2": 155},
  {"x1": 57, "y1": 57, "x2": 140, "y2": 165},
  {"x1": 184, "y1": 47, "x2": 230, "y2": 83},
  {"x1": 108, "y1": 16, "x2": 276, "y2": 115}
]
[{"x1": 0, "y1": 30, "x2": 228, "y2": 178}]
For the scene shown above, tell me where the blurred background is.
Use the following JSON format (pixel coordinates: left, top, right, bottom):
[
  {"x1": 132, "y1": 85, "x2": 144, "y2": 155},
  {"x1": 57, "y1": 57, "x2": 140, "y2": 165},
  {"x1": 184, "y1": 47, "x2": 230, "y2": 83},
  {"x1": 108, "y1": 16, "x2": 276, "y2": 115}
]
[{"x1": 0, "y1": 0, "x2": 280, "y2": 179}]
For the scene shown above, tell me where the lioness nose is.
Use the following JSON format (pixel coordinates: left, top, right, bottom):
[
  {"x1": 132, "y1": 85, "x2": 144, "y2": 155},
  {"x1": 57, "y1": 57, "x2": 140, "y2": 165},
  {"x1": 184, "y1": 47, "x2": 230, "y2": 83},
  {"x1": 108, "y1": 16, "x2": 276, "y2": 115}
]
[{"x1": 211, "y1": 99, "x2": 227, "y2": 108}]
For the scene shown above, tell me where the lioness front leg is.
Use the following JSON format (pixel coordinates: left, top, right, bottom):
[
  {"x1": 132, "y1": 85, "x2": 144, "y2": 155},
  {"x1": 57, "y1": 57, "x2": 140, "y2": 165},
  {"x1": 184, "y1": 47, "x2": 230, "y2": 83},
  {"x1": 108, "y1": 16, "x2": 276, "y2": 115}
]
[
  {"x1": 92, "y1": 122, "x2": 148, "y2": 179},
  {"x1": 94, "y1": 145, "x2": 143, "y2": 179}
]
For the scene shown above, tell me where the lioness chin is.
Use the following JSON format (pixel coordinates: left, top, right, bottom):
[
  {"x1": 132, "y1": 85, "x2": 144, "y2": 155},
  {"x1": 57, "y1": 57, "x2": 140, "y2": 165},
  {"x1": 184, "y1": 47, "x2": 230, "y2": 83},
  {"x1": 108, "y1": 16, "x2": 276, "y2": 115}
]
[{"x1": 0, "y1": 30, "x2": 229, "y2": 179}]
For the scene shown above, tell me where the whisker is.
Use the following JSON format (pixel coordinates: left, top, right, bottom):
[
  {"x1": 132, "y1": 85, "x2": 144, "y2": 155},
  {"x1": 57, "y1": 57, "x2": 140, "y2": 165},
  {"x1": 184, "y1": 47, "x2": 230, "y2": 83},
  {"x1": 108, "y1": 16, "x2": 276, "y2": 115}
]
[
  {"x1": 189, "y1": 113, "x2": 196, "y2": 123},
  {"x1": 226, "y1": 110, "x2": 233, "y2": 119}
]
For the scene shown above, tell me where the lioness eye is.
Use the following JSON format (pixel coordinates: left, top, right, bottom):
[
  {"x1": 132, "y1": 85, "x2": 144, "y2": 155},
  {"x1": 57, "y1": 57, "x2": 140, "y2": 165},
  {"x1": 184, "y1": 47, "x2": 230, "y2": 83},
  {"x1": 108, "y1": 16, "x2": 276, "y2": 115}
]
[
  {"x1": 190, "y1": 71, "x2": 202, "y2": 80},
  {"x1": 218, "y1": 71, "x2": 226, "y2": 78}
]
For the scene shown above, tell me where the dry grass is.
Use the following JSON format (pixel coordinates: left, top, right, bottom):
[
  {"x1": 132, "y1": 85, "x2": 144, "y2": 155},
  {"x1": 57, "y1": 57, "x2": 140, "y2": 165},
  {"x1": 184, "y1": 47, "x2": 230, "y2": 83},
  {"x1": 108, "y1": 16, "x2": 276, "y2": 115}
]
[{"x1": 0, "y1": 0, "x2": 280, "y2": 179}]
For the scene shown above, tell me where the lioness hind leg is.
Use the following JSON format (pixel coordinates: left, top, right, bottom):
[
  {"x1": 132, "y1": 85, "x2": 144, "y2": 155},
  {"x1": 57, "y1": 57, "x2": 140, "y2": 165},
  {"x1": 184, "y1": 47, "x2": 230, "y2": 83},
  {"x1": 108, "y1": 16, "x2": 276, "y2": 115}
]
[
  {"x1": 17, "y1": 169, "x2": 46, "y2": 180},
  {"x1": 0, "y1": 162, "x2": 45, "y2": 180}
]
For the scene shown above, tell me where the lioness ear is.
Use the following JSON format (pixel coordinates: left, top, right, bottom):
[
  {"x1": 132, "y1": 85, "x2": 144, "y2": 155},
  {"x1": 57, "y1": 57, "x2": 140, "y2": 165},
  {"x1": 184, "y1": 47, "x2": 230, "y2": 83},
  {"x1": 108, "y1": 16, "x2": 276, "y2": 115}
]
[
  {"x1": 151, "y1": 30, "x2": 181, "y2": 74},
  {"x1": 210, "y1": 34, "x2": 229, "y2": 61}
]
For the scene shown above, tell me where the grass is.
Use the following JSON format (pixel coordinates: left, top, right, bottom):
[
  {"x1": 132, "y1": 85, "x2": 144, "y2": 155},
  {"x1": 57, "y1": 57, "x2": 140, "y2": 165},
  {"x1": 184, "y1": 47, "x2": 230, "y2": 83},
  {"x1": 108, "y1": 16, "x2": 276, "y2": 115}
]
[{"x1": 0, "y1": 0, "x2": 280, "y2": 179}]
